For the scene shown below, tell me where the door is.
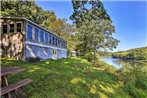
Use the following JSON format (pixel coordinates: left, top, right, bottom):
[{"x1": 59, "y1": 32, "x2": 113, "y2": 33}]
[{"x1": 52, "y1": 49, "x2": 57, "y2": 60}]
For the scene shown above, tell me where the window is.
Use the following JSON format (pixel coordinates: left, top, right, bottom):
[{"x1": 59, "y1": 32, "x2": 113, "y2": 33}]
[
  {"x1": 49, "y1": 34, "x2": 52, "y2": 45},
  {"x1": 59, "y1": 39, "x2": 61, "y2": 47},
  {"x1": 52, "y1": 36, "x2": 55, "y2": 45},
  {"x1": 62, "y1": 41, "x2": 64, "y2": 48},
  {"x1": 10, "y1": 24, "x2": 14, "y2": 32},
  {"x1": 64, "y1": 42, "x2": 65, "y2": 48},
  {"x1": 40, "y1": 31, "x2": 44, "y2": 43},
  {"x1": 27, "y1": 25, "x2": 33, "y2": 40},
  {"x1": 45, "y1": 33, "x2": 48, "y2": 44},
  {"x1": 64, "y1": 42, "x2": 66, "y2": 48},
  {"x1": 63, "y1": 41, "x2": 65, "y2": 48},
  {"x1": 57, "y1": 38, "x2": 59, "y2": 47},
  {"x1": 61, "y1": 40, "x2": 63, "y2": 48},
  {"x1": 65, "y1": 42, "x2": 67, "y2": 48},
  {"x1": 34, "y1": 28, "x2": 39, "y2": 41},
  {"x1": 48, "y1": 34, "x2": 50, "y2": 44},
  {"x1": 2, "y1": 24, "x2": 7, "y2": 33},
  {"x1": 58, "y1": 39, "x2": 61, "y2": 47},
  {"x1": 55, "y1": 38, "x2": 58, "y2": 46},
  {"x1": 17, "y1": 23, "x2": 21, "y2": 32},
  {"x1": 54, "y1": 37, "x2": 57, "y2": 46},
  {"x1": 52, "y1": 49, "x2": 57, "y2": 54}
]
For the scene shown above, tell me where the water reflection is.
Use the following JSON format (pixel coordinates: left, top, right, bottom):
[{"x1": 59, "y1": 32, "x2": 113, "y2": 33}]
[
  {"x1": 100, "y1": 57, "x2": 146, "y2": 69},
  {"x1": 100, "y1": 58, "x2": 122, "y2": 69}
]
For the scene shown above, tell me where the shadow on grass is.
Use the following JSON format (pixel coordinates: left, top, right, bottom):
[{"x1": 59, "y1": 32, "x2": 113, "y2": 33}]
[{"x1": 1, "y1": 57, "x2": 130, "y2": 98}]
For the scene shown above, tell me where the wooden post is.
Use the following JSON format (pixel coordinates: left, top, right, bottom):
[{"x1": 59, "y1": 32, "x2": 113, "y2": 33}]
[{"x1": 1, "y1": 76, "x2": 11, "y2": 98}]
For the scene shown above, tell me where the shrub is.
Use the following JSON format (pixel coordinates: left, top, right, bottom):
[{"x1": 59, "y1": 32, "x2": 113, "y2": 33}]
[
  {"x1": 26, "y1": 57, "x2": 40, "y2": 62},
  {"x1": 125, "y1": 84, "x2": 147, "y2": 98},
  {"x1": 83, "y1": 52, "x2": 99, "y2": 62},
  {"x1": 118, "y1": 62, "x2": 147, "y2": 98}
]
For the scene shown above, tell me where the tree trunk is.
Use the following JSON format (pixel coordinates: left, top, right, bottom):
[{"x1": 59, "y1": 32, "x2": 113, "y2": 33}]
[{"x1": 93, "y1": 46, "x2": 96, "y2": 65}]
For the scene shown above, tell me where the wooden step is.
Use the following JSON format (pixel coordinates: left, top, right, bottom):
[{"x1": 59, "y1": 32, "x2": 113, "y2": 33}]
[{"x1": 0, "y1": 78, "x2": 33, "y2": 96}]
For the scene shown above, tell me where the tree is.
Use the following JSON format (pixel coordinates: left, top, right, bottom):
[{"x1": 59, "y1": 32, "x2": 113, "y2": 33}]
[
  {"x1": 1, "y1": 0, "x2": 56, "y2": 28},
  {"x1": 70, "y1": 0, "x2": 119, "y2": 64}
]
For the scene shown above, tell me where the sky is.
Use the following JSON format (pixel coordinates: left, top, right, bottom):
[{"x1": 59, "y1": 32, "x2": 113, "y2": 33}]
[{"x1": 36, "y1": 0, "x2": 147, "y2": 52}]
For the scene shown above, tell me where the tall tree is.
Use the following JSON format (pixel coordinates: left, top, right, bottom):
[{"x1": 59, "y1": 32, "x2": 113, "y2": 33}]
[
  {"x1": 1, "y1": 0, "x2": 56, "y2": 27},
  {"x1": 70, "y1": 0, "x2": 119, "y2": 64}
]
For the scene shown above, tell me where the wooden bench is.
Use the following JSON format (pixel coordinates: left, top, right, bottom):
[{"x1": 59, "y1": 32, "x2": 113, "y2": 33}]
[
  {"x1": 1, "y1": 67, "x2": 33, "y2": 98},
  {"x1": 1, "y1": 79, "x2": 33, "y2": 96}
]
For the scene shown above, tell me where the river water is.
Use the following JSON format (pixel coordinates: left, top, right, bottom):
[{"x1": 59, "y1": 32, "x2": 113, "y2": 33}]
[{"x1": 100, "y1": 57, "x2": 123, "y2": 69}]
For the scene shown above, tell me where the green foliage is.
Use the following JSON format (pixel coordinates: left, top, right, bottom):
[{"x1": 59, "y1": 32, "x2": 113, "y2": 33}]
[
  {"x1": 116, "y1": 60, "x2": 147, "y2": 98},
  {"x1": 98, "y1": 51, "x2": 112, "y2": 58},
  {"x1": 125, "y1": 85, "x2": 147, "y2": 98},
  {"x1": 1, "y1": 57, "x2": 131, "y2": 98},
  {"x1": 111, "y1": 47, "x2": 147, "y2": 98},
  {"x1": 112, "y1": 47, "x2": 147, "y2": 60},
  {"x1": 83, "y1": 52, "x2": 99, "y2": 62},
  {"x1": 70, "y1": 0, "x2": 119, "y2": 64},
  {"x1": 1, "y1": 0, "x2": 44, "y2": 24}
]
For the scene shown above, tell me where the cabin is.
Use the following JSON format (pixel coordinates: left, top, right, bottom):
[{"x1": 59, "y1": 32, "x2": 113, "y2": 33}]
[{"x1": 0, "y1": 17, "x2": 67, "y2": 60}]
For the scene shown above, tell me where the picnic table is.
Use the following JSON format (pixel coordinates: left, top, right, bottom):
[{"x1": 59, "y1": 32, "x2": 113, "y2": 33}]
[{"x1": 1, "y1": 67, "x2": 32, "y2": 98}]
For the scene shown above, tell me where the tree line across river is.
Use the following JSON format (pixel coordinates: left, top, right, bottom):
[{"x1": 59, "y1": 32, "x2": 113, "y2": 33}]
[{"x1": 111, "y1": 47, "x2": 147, "y2": 60}]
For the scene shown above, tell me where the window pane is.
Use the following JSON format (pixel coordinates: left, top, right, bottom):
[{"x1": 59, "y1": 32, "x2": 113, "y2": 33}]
[
  {"x1": 62, "y1": 41, "x2": 63, "y2": 48},
  {"x1": 60, "y1": 40, "x2": 62, "y2": 47},
  {"x1": 65, "y1": 42, "x2": 67, "y2": 48},
  {"x1": 40, "y1": 31, "x2": 44, "y2": 43},
  {"x1": 2, "y1": 25, "x2": 7, "y2": 33},
  {"x1": 54, "y1": 37, "x2": 56, "y2": 46},
  {"x1": 48, "y1": 34, "x2": 50, "y2": 44},
  {"x1": 27, "y1": 25, "x2": 32, "y2": 40},
  {"x1": 59, "y1": 39, "x2": 61, "y2": 47},
  {"x1": 17, "y1": 23, "x2": 21, "y2": 32},
  {"x1": 52, "y1": 36, "x2": 55, "y2": 45},
  {"x1": 10, "y1": 24, "x2": 14, "y2": 32},
  {"x1": 49, "y1": 34, "x2": 52, "y2": 45},
  {"x1": 62, "y1": 41, "x2": 64, "y2": 48},
  {"x1": 45, "y1": 33, "x2": 48, "y2": 44},
  {"x1": 55, "y1": 38, "x2": 57, "y2": 46},
  {"x1": 61, "y1": 41, "x2": 63, "y2": 48},
  {"x1": 64, "y1": 42, "x2": 66, "y2": 48},
  {"x1": 57, "y1": 38, "x2": 59, "y2": 46},
  {"x1": 34, "y1": 28, "x2": 39, "y2": 41}
]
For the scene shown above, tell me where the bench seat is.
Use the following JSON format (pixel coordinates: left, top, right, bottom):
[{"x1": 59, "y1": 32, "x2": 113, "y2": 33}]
[{"x1": 0, "y1": 78, "x2": 33, "y2": 96}]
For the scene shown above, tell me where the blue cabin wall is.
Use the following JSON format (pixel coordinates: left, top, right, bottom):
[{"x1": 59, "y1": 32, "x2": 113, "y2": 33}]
[
  {"x1": 24, "y1": 22, "x2": 67, "y2": 60},
  {"x1": 25, "y1": 44, "x2": 67, "y2": 60}
]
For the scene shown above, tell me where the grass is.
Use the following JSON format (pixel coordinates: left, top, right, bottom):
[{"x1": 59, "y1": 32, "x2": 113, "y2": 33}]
[{"x1": 1, "y1": 57, "x2": 131, "y2": 98}]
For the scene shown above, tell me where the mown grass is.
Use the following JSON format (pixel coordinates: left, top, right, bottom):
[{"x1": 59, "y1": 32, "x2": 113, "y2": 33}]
[{"x1": 1, "y1": 57, "x2": 131, "y2": 98}]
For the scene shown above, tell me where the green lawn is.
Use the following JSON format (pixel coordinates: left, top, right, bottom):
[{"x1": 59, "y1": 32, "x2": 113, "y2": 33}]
[{"x1": 1, "y1": 57, "x2": 131, "y2": 98}]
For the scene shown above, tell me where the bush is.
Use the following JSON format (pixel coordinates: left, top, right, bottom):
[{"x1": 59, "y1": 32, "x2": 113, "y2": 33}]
[
  {"x1": 26, "y1": 57, "x2": 40, "y2": 62},
  {"x1": 83, "y1": 52, "x2": 93, "y2": 62},
  {"x1": 83, "y1": 52, "x2": 99, "y2": 62},
  {"x1": 117, "y1": 62, "x2": 147, "y2": 98},
  {"x1": 125, "y1": 84, "x2": 147, "y2": 98}
]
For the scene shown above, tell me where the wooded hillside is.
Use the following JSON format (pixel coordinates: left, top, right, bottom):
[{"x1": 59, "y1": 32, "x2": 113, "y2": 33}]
[{"x1": 112, "y1": 47, "x2": 147, "y2": 60}]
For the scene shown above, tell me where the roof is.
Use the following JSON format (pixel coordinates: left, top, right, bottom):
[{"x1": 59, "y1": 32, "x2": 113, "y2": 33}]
[{"x1": 1, "y1": 17, "x2": 67, "y2": 42}]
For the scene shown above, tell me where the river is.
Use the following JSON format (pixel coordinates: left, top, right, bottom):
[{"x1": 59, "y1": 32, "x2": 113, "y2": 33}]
[
  {"x1": 100, "y1": 57, "x2": 123, "y2": 69},
  {"x1": 100, "y1": 57, "x2": 146, "y2": 69}
]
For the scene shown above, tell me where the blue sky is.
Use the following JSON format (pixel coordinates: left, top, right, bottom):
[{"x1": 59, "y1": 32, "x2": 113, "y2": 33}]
[{"x1": 36, "y1": 1, "x2": 147, "y2": 51}]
